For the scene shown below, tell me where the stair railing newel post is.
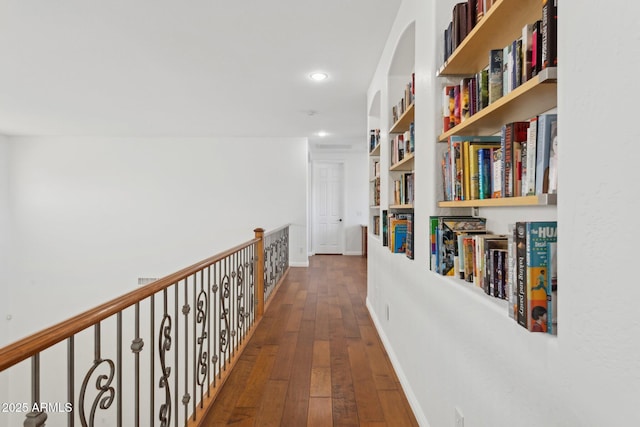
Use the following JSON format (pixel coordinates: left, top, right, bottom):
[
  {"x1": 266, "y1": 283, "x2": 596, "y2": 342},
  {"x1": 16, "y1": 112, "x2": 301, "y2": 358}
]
[{"x1": 254, "y1": 228, "x2": 265, "y2": 318}]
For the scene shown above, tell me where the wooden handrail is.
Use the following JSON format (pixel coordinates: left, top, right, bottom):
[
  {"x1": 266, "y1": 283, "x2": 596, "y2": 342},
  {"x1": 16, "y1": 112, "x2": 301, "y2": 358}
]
[{"x1": 0, "y1": 237, "x2": 260, "y2": 373}]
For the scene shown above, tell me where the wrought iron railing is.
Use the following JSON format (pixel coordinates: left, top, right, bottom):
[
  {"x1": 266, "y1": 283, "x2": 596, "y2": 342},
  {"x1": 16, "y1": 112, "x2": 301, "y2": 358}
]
[
  {"x1": 263, "y1": 224, "x2": 289, "y2": 306},
  {"x1": 0, "y1": 225, "x2": 290, "y2": 427}
]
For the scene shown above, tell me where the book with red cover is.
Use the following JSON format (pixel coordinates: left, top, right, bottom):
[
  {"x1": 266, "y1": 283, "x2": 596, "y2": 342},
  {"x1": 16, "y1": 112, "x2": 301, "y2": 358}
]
[{"x1": 501, "y1": 121, "x2": 529, "y2": 198}]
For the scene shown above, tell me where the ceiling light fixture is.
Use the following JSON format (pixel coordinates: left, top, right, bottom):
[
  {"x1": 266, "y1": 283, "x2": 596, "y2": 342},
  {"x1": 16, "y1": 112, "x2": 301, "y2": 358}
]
[
  {"x1": 317, "y1": 131, "x2": 329, "y2": 137},
  {"x1": 309, "y1": 72, "x2": 329, "y2": 81}
]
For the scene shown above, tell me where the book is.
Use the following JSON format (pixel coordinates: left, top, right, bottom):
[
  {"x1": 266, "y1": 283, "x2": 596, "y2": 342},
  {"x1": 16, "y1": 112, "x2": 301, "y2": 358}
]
[
  {"x1": 406, "y1": 212, "x2": 414, "y2": 260},
  {"x1": 495, "y1": 249, "x2": 508, "y2": 299},
  {"x1": 547, "y1": 241, "x2": 558, "y2": 335},
  {"x1": 460, "y1": 77, "x2": 472, "y2": 122},
  {"x1": 535, "y1": 113, "x2": 558, "y2": 194},
  {"x1": 502, "y1": 43, "x2": 511, "y2": 97},
  {"x1": 531, "y1": 20, "x2": 542, "y2": 76},
  {"x1": 507, "y1": 223, "x2": 517, "y2": 319},
  {"x1": 488, "y1": 49, "x2": 503, "y2": 104},
  {"x1": 430, "y1": 216, "x2": 439, "y2": 271},
  {"x1": 541, "y1": 0, "x2": 558, "y2": 69},
  {"x1": 448, "y1": 135, "x2": 464, "y2": 200},
  {"x1": 382, "y1": 210, "x2": 389, "y2": 247},
  {"x1": 453, "y1": 85, "x2": 461, "y2": 126},
  {"x1": 478, "y1": 147, "x2": 492, "y2": 199},
  {"x1": 492, "y1": 147, "x2": 503, "y2": 198},
  {"x1": 477, "y1": 67, "x2": 489, "y2": 110},
  {"x1": 443, "y1": 85, "x2": 456, "y2": 131},
  {"x1": 547, "y1": 120, "x2": 558, "y2": 194},
  {"x1": 524, "y1": 116, "x2": 538, "y2": 196},
  {"x1": 462, "y1": 236, "x2": 476, "y2": 283},
  {"x1": 513, "y1": 38, "x2": 522, "y2": 90},
  {"x1": 522, "y1": 22, "x2": 535, "y2": 83},
  {"x1": 525, "y1": 221, "x2": 558, "y2": 332},
  {"x1": 515, "y1": 222, "x2": 528, "y2": 328}
]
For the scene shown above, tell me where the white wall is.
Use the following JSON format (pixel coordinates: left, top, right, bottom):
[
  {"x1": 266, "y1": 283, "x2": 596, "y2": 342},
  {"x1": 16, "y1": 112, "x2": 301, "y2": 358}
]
[
  {"x1": 3, "y1": 136, "x2": 308, "y2": 347},
  {"x1": 309, "y1": 144, "x2": 368, "y2": 256},
  {"x1": 367, "y1": 1, "x2": 640, "y2": 426}
]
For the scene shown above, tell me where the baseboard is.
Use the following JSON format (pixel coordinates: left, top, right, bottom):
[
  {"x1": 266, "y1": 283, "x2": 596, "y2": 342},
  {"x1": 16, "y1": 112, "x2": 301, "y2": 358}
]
[
  {"x1": 365, "y1": 298, "x2": 430, "y2": 427},
  {"x1": 343, "y1": 251, "x2": 364, "y2": 256},
  {"x1": 289, "y1": 260, "x2": 309, "y2": 267}
]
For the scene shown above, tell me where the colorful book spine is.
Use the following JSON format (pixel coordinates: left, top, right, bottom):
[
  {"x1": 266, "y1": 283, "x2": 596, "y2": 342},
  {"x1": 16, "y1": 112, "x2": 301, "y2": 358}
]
[
  {"x1": 525, "y1": 221, "x2": 558, "y2": 332},
  {"x1": 488, "y1": 49, "x2": 503, "y2": 104},
  {"x1": 541, "y1": 0, "x2": 558, "y2": 69},
  {"x1": 547, "y1": 241, "x2": 558, "y2": 335},
  {"x1": 515, "y1": 222, "x2": 528, "y2": 328},
  {"x1": 478, "y1": 148, "x2": 492, "y2": 199},
  {"x1": 492, "y1": 148, "x2": 503, "y2": 198}
]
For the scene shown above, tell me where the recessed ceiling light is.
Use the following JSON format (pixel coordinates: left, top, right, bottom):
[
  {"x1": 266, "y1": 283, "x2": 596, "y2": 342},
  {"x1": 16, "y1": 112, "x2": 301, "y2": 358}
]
[
  {"x1": 309, "y1": 72, "x2": 329, "y2": 81},
  {"x1": 317, "y1": 131, "x2": 329, "y2": 137}
]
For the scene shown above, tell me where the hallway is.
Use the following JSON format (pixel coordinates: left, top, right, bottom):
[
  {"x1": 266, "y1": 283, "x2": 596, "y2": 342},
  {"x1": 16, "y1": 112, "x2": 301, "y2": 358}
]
[{"x1": 202, "y1": 255, "x2": 418, "y2": 426}]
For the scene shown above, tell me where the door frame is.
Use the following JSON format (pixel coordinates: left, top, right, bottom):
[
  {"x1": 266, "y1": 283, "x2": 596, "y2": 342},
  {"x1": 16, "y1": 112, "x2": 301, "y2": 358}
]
[{"x1": 310, "y1": 160, "x2": 346, "y2": 255}]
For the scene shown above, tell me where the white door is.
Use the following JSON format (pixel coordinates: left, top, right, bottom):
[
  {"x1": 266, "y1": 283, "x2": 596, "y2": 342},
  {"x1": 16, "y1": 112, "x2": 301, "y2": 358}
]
[{"x1": 313, "y1": 162, "x2": 344, "y2": 254}]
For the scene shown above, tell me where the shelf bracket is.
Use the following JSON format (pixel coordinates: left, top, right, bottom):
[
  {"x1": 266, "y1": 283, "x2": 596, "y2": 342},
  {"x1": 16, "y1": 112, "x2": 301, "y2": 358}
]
[{"x1": 471, "y1": 207, "x2": 479, "y2": 217}]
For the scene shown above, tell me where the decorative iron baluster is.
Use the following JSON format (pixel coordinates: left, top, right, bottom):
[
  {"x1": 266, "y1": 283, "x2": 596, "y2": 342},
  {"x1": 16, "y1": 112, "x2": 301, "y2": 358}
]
[
  {"x1": 158, "y1": 289, "x2": 172, "y2": 427},
  {"x1": 207, "y1": 265, "x2": 212, "y2": 397},
  {"x1": 79, "y1": 323, "x2": 115, "y2": 427},
  {"x1": 219, "y1": 267, "x2": 231, "y2": 368},
  {"x1": 211, "y1": 264, "x2": 219, "y2": 383},
  {"x1": 150, "y1": 295, "x2": 155, "y2": 427},
  {"x1": 236, "y1": 252, "x2": 248, "y2": 341},
  {"x1": 230, "y1": 255, "x2": 237, "y2": 358},
  {"x1": 117, "y1": 312, "x2": 123, "y2": 427},
  {"x1": 196, "y1": 269, "x2": 208, "y2": 411},
  {"x1": 182, "y1": 278, "x2": 190, "y2": 424},
  {"x1": 174, "y1": 283, "x2": 179, "y2": 427},
  {"x1": 23, "y1": 354, "x2": 47, "y2": 427},
  {"x1": 68, "y1": 336, "x2": 75, "y2": 427},
  {"x1": 131, "y1": 303, "x2": 144, "y2": 427}
]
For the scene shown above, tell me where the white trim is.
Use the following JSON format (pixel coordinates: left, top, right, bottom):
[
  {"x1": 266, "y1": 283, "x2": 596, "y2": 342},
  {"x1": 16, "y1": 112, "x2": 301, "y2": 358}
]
[
  {"x1": 289, "y1": 261, "x2": 309, "y2": 267},
  {"x1": 343, "y1": 251, "x2": 363, "y2": 256},
  {"x1": 366, "y1": 297, "x2": 430, "y2": 427}
]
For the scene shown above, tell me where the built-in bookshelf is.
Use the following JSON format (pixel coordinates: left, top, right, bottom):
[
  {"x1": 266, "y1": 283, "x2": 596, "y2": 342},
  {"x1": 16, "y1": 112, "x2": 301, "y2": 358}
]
[
  {"x1": 433, "y1": 0, "x2": 558, "y2": 334},
  {"x1": 437, "y1": 0, "x2": 557, "y2": 210},
  {"x1": 368, "y1": 91, "x2": 382, "y2": 237}
]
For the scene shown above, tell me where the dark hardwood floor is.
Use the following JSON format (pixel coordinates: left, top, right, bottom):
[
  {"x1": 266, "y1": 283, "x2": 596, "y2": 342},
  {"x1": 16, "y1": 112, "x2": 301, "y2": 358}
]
[{"x1": 202, "y1": 254, "x2": 418, "y2": 427}]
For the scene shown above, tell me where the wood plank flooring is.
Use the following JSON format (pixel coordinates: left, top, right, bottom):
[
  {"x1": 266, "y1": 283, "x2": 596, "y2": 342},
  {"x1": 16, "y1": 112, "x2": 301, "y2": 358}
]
[{"x1": 201, "y1": 255, "x2": 418, "y2": 427}]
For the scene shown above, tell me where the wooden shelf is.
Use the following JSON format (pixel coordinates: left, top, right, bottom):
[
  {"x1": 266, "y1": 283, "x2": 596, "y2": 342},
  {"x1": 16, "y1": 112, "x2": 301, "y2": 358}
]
[
  {"x1": 437, "y1": 0, "x2": 542, "y2": 76},
  {"x1": 438, "y1": 67, "x2": 557, "y2": 142},
  {"x1": 390, "y1": 103, "x2": 415, "y2": 133},
  {"x1": 438, "y1": 193, "x2": 557, "y2": 208},
  {"x1": 370, "y1": 205, "x2": 380, "y2": 209},
  {"x1": 389, "y1": 204, "x2": 414, "y2": 210},
  {"x1": 390, "y1": 153, "x2": 414, "y2": 171},
  {"x1": 369, "y1": 143, "x2": 381, "y2": 156}
]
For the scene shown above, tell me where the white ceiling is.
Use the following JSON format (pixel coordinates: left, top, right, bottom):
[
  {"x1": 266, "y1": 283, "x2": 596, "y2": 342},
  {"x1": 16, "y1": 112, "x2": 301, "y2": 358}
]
[{"x1": 0, "y1": 1, "x2": 401, "y2": 146}]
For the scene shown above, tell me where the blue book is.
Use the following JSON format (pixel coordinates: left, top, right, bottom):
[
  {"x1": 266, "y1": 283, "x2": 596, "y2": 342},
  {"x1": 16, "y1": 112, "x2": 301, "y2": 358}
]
[{"x1": 478, "y1": 148, "x2": 492, "y2": 199}]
